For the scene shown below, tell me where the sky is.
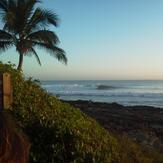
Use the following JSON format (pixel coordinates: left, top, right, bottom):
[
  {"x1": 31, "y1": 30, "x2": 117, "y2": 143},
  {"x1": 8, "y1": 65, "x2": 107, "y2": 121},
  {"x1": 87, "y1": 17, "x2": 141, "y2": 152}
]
[{"x1": 1, "y1": 0, "x2": 163, "y2": 80}]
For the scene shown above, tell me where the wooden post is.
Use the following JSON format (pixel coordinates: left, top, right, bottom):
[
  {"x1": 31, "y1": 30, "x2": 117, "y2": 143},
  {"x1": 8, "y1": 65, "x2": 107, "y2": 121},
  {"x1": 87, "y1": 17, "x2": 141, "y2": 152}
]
[
  {"x1": 0, "y1": 73, "x2": 13, "y2": 110},
  {"x1": 0, "y1": 77, "x2": 2, "y2": 110}
]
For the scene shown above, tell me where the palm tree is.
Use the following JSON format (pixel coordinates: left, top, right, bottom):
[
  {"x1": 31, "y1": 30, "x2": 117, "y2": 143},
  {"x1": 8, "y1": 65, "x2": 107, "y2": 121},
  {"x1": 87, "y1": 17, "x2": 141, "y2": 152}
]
[{"x1": 0, "y1": 0, "x2": 67, "y2": 70}]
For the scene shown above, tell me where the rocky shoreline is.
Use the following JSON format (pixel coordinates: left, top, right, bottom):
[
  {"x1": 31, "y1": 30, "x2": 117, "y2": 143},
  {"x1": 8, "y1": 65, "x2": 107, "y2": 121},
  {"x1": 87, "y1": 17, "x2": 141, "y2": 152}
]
[{"x1": 64, "y1": 100, "x2": 163, "y2": 152}]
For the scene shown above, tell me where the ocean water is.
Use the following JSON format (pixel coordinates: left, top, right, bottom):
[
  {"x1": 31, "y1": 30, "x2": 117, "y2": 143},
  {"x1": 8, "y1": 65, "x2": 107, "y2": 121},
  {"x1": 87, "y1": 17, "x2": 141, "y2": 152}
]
[{"x1": 41, "y1": 80, "x2": 163, "y2": 108}]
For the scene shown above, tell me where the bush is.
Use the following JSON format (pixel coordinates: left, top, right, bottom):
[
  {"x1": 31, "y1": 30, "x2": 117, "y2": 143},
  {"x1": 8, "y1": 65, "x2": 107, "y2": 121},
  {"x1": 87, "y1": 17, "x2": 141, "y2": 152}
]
[
  {"x1": 1, "y1": 62, "x2": 162, "y2": 163},
  {"x1": 0, "y1": 62, "x2": 119, "y2": 163}
]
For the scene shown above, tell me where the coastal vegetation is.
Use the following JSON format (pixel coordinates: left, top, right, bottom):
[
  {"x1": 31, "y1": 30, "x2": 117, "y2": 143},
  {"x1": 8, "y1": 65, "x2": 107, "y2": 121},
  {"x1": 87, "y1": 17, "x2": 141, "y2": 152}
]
[
  {"x1": 1, "y1": 62, "x2": 163, "y2": 163},
  {"x1": 0, "y1": 0, "x2": 67, "y2": 70},
  {"x1": 0, "y1": 1, "x2": 163, "y2": 163}
]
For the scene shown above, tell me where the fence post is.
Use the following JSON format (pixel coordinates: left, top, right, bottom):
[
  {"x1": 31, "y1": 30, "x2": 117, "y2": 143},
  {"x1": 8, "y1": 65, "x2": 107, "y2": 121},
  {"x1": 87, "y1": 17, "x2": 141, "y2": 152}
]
[{"x1": 0, "y1": 73, "x2": 13, "y2": 110}]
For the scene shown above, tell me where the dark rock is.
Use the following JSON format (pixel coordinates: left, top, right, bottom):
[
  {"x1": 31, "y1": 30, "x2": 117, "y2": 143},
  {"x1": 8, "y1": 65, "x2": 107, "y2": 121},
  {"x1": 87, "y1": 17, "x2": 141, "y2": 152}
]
[{"x1": 64, "y1": 100, "x2": 163, "y2": 152}]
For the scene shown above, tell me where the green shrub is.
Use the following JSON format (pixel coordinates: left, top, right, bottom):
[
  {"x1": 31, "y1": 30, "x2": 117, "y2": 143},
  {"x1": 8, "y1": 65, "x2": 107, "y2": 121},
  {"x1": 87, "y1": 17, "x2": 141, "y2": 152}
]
[
  {"x1": 0, "y1": 62, "x2": 119, "y2": 163},
  {"x1": 1, "y1": 62, "x2": 162, "y2": 163}
]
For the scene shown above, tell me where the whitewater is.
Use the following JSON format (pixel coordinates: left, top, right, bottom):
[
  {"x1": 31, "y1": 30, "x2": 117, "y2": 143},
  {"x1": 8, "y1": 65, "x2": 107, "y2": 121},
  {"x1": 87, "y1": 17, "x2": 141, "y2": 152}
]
[{"x1": 41, "y1": 80, "x2": 163, "y2": 108}]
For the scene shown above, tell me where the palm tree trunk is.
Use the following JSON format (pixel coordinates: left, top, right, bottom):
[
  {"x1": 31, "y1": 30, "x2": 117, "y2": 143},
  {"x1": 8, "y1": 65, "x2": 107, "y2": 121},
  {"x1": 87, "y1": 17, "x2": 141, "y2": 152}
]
[{"x1": 17, "y1": 53, "x2": 24, "y2": 70}]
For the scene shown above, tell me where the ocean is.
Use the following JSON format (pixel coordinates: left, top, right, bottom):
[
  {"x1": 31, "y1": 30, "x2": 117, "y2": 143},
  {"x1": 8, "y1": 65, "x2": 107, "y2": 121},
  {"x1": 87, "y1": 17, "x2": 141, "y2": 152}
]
[{"x1": 41, "y1": 80, "x2": 163, "y2": 108}]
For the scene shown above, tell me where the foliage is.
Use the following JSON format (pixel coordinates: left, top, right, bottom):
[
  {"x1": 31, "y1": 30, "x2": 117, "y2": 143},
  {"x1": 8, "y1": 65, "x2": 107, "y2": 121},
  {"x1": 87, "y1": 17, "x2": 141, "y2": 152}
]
[
  {"x1": 0, "y1": 62, "x2": 162, "y2": 163},
  {"x1": 0, "y1": 62, "x2": 118, "y2": 162},
  {"x1": 0, "y1": 0, "x2": 67, "y2": 70}
]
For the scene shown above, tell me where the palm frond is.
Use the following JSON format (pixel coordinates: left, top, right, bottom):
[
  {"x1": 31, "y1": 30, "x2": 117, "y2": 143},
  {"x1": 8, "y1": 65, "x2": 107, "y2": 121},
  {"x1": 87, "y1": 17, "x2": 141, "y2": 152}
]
[
  {"x1": 0, "y1": 0, "x2": 7, "y2": 12},
  {"x1": 18, "y1": 0, "x2": 41, "y2": 31},
  {"x1": 25, "y1": 47, "x2": 42, "y2": 65},
  {"x1": 27, "y1": 30, "x2": 59, "y2": 45},
  {"x1": 51, "y1": 46, "x2": 67, "y2": 64},
  {"x1": 0, "y1": 0, "x2": 14, "y2": 27},
  {"x1": 43, "y1": 9, "x2": 59, "y2": 27},
  {"x1": 0, "y1": 41, "x2": 13, "y2": 52},
  {"x1": 25, "y1": 0, "x2": 41, "y2": 10},
  {"x1": 28, "y1": 8, "x2": 59, "y2": 32},
  {"x1": 32, "y1": 48, "x2": 41, "y2": 65},
  {"x1": 24, "y1": 0, "x2": 41, "y2": 19},
  {"x1": 33, "y1": 42, "x2": 67, "y2": 64},
  {"x1": 0, "y1": 30, "x2": 14, "y2": 41},
  {"x1": 2, "y1": 0, "x2": 41, "y2": 35},
  {"x1": 0, "y1": 0, "x2": 67, "y2": 69},
  {"x1": 1, "y1": 0, "x2": 18, "y2": 34}
]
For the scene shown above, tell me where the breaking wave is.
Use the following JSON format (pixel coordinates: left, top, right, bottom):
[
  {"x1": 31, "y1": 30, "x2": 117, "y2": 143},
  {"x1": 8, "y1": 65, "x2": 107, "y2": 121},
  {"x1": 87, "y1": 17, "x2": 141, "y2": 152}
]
[{"x1": 96, "y1": 84, "x2": 118, "y2": 90}]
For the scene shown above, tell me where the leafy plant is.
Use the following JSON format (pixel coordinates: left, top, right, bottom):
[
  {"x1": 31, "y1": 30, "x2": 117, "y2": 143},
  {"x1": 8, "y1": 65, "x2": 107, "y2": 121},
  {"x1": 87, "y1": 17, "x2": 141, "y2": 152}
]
[
  {"x1": 0, "y1": 62, "x2": 118, "y2": 162},
  {"x1": 1, "y1": 62, "x2": 162, "y2": 163},
  {"x1": 0, "y1": 0, "x2": 67, "y2": 70}
]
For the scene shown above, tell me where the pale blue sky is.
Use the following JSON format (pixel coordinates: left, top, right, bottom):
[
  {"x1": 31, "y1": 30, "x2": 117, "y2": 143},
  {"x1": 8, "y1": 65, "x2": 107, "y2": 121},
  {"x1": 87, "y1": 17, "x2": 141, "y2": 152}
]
[{"x1": 1, "y1": 0, "x2": 163, "y2": 80}]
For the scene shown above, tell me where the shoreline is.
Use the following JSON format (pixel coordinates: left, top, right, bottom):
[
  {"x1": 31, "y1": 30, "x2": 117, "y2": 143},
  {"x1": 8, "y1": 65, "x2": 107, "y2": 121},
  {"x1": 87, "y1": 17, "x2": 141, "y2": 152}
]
[
  {"x1": 63, "y1": 99, "x2": 163, "y2": 109},
  {"x1": 64, "y1": 100, "x2": 163, "y2": 152}
]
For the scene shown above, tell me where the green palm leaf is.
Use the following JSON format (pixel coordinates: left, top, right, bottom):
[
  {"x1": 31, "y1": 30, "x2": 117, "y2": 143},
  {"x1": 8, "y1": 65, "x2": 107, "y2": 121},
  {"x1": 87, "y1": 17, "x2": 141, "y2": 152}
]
[
  {"x1": 25, "y1": 8, "x2": 59, "y2": 34},
  {"x1": 0, "y1": 30, "x2": 14, "y2": 40},
  {"x1": 27, "y1": 30, "x2": 59, "y2": 45},
  {"x1": 0, "y1": 0, "x2": 8, "y2": 12},
  {"x1": 0, "y1": 0, "x2": 67, "y2": 70},
  {"x1": 25, "y1": 47, "x2": 42, "y2": 66},
  {"x1": 33, "y1": 42, "x2": 67, "y2": 64},
  {"x1": 0, "y1": 41, "x2": 13, "y2": 52}
]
